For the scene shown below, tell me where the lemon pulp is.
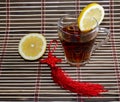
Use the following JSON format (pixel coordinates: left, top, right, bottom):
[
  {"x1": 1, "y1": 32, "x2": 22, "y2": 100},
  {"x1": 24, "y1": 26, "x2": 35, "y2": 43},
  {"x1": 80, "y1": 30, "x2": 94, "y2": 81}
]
[
  {"x1": 78, "y1": 3, "x2": 105, "y2": 32},
  {"x1": 19, "y1": 33, "x2": 46, "y2": 60}
]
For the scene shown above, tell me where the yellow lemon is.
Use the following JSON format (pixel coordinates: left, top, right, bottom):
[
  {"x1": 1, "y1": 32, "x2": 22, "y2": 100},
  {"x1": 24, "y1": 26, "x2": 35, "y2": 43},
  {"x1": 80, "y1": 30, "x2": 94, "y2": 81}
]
[
  {"x1": 19, "y1": 33, "x2": 46, "y2": 60},
  {"x1": 78, "y1": 3, "x2": 105, "y2": 32}
]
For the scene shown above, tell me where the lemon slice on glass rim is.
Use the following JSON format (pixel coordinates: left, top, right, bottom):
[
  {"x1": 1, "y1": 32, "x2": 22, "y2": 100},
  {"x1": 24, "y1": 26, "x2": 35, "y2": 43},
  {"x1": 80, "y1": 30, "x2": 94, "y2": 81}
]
[
  {"x1": 78, "y1": 3, "x2": 105, "y2": 32},
  {"x1": 19, "y1": 33, "x2": 46, "y2": 60}
]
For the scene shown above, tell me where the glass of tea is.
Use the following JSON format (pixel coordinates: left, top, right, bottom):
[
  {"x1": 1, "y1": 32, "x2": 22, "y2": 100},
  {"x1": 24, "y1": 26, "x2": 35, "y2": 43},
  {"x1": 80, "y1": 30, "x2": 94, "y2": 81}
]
[{"x1": 58, "y1": 15, "x2": 110, "y2": 66}]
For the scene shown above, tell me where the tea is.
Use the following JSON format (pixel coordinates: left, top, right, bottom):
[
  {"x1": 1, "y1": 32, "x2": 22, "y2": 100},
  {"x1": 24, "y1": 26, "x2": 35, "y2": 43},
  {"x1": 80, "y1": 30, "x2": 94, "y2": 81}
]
[{"x1": 58, "y1": 23, "x2": 98, "y2": 65}]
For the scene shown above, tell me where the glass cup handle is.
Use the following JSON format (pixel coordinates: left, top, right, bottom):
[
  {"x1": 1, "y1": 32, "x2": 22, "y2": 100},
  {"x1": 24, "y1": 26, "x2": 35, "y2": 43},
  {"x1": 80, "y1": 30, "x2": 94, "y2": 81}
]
[{"x1": 93, "y1": 27, "x2": 110, "y2": 50}]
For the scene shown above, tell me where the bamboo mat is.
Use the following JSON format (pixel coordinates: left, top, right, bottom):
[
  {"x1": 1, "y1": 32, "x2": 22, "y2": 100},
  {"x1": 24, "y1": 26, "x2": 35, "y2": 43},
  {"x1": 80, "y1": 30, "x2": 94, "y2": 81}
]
[{"x1": 0, "y1": 0, "x2": 120, "y2": 102}]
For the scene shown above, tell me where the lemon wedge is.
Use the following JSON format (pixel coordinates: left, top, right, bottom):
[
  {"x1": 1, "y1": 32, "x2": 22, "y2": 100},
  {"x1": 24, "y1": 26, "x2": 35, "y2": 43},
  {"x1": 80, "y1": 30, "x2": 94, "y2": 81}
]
[
  {"x1": 19, "y1": 33, "x2": 46, "y2": 60},
  {"x1": 78, "y1": 3, "x2": 105, "y2": 32}
]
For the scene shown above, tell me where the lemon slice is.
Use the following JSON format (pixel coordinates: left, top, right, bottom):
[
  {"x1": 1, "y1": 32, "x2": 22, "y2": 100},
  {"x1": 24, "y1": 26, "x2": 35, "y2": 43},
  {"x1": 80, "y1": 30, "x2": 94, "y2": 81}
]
[
  {"x1": 19, "y1": 33, "x2": 46, "y2": 60},
  {"x1": 78, "y1": 3, "x2": 105, "y2": 32}
]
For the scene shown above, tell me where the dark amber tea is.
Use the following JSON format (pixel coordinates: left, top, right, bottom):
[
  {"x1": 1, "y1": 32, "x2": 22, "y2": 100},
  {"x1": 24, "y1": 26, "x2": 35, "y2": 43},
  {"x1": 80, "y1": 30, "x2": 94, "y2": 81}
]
[
  {"x1": 58, "y1": 15, "x2": 110, "y2": 66},
  {"x1": 58, "y1": 23, "x2": 98, "y2": 65}
]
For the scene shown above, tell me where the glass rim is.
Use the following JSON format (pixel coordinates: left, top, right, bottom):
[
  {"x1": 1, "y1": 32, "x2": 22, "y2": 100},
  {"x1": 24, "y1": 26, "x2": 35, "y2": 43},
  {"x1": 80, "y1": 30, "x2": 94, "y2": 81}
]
[{"x1": 58, "y1": 14, "x2": 99, "y2": 37}]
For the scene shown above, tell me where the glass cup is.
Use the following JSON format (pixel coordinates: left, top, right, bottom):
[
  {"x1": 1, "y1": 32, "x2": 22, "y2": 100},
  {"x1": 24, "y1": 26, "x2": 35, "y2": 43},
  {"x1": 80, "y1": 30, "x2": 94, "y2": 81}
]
[{"x1": 58, "y1": 15, "x2": 110, "y2": 66}]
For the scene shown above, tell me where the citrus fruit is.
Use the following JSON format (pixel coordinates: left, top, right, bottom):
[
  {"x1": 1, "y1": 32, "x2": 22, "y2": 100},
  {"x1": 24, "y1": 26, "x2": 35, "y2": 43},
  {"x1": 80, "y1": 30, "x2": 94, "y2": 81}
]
[
  {"x1": 19, "y1": 33, "x2": 46, "y2": 60},
  {"x1": 78, "y1": 3, "x2": 105, "y2": 32}
]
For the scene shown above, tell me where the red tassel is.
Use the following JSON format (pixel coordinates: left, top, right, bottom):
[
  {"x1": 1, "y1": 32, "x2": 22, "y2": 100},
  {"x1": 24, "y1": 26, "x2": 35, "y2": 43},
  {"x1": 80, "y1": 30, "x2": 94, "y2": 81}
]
[
  {"x1": 51, "y1": 66, "x2": 107, "y2": 96},
  {"x1": 40, "y1": 40, "x2": 107, "y2": 97}
]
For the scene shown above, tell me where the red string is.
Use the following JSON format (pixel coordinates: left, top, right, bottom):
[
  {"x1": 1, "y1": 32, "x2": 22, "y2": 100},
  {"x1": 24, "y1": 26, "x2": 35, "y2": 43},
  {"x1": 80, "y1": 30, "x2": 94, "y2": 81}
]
[
  {"x1": 48, "y1": 39, "x2": 58, "y2": 53},
  {"x1": 40, "y1": 40, "x2": 62, "y2": 67},
  {"x1": 40, "y1": 40, "x2": 108, "y2": 97}
]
